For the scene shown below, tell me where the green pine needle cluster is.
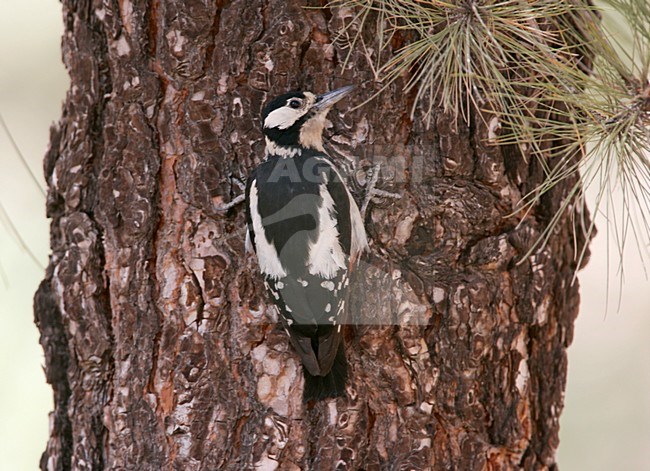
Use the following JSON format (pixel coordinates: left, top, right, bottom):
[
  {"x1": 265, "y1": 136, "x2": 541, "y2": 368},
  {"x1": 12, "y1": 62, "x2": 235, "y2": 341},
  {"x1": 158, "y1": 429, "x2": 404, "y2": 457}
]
[
  {"x1": 329, "y1": 0, "x2": 435, "y2": 124},
  {"x1": 330, "y1": 0, "x2": 650, "y2": 274}
]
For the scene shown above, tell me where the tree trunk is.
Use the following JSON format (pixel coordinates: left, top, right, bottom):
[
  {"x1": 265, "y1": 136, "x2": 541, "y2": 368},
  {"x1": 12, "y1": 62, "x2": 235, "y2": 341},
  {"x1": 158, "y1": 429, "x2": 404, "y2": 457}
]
[{"x1": 35, "y1": 1, "x2": 589, "y2": 469}]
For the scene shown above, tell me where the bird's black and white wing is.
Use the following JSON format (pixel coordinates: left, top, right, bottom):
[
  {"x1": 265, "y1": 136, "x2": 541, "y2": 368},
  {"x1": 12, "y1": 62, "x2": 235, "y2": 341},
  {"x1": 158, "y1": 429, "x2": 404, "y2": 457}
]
[
  {"x1": 245, "y1": 154, "x2": 367, "y2": 399},
  {"x1": 244, "y1": 85, "x2": 367, "y2": 401}
]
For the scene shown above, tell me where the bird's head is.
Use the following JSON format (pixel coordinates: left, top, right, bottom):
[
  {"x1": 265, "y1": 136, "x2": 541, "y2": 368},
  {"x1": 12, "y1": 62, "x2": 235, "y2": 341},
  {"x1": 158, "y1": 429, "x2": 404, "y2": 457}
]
[{"x1": 261, "y1": 85, "x2": 354, "y2": 156}]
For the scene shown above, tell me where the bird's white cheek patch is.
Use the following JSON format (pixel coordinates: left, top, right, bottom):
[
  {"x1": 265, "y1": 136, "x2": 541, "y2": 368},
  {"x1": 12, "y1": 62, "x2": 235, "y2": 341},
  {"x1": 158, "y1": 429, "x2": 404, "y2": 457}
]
[{"x1": 264, "y1": 107, "x2": 305, "y2": 130}]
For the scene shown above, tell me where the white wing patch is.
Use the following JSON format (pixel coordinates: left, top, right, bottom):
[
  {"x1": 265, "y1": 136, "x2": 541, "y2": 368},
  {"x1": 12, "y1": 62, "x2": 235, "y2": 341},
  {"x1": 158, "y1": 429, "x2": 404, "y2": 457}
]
[
  {"x1": 245, "y1": 230, "x2": 252, "y2": 253},
  {"x1": 348, "y1": 190, "x2": 368, "y2": 258},
  {"x1": 307, "y1": 182, "x2": 347, "y2": 279},
  {"x1": 320, "y1": 280, "x2": 335, "y2": 291},
  {"x1": 249, "y1": 181, "x2": 288, "y2": 279},
  {"x1": 314, "y1": 158, "x2": 368, "y2": 259}
]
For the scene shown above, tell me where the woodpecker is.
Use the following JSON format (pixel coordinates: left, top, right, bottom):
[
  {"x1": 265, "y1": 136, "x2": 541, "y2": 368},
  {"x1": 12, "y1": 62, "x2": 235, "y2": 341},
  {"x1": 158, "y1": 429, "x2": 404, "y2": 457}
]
[{"x1": 244, "y1": 85, "x2": 368, "y2": 401}]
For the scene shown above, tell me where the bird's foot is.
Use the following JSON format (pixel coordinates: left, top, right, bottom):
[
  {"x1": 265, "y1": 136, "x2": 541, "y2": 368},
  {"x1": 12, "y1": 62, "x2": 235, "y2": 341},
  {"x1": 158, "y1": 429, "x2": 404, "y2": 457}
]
[
  {"x1": 214, "y1": 177, "x2": 246, "y2": 212},
  {"x1": 360, "y1": 164, "x2": 401, "y2": 218}
]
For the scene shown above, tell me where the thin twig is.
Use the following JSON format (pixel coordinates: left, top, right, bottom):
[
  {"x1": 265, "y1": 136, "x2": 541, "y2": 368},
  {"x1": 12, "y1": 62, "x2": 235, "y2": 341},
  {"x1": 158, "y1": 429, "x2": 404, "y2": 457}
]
[
  {"x1": 215, "y1": 194, "x2": 245, "y2": 212},
  {"x1": 0, "y1": 201, "x2": 45, "y2": 270},
  {"x1": 0, "y1": 112, "x2": 46, "y2": 197}
]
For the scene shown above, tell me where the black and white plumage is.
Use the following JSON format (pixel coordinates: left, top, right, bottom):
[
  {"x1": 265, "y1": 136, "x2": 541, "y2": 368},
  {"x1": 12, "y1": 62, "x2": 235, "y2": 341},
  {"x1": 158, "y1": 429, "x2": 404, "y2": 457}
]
[{"x1": 245, "y1": 86, "x2": 367, "y2": 401}]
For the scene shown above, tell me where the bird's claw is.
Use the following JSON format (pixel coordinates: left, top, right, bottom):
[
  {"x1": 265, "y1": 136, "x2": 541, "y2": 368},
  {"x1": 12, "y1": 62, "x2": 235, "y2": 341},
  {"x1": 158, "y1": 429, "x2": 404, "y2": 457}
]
[
  {"x1": 214, "y1": 177, "x2": 246, "y2": 212},
  {"x1": 361, "y1": 164, "x2": 401, "y2": 218}
]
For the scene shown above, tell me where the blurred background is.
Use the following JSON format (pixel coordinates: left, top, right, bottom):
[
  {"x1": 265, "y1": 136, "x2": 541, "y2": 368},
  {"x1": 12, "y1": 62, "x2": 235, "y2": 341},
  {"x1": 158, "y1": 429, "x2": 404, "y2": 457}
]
[{"x1": 0, "y1": 0, "x2": 648, "y2": 469}]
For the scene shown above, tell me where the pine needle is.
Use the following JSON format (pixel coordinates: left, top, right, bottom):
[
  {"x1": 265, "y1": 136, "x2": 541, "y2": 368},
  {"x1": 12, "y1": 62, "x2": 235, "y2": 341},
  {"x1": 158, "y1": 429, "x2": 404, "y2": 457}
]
[
  {"x1": 0, "y1": 112, "x2": 46, "y2": 197},
  {"x1": 327, "y1": 0, "x2": 650, "y2": 287}
]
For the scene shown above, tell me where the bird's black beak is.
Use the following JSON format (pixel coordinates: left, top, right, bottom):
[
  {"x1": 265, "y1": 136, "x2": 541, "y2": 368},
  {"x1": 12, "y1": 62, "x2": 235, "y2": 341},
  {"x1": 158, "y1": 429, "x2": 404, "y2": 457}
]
[{"x1": 313, "y1": 85, "x2": 355, "y2": 111}]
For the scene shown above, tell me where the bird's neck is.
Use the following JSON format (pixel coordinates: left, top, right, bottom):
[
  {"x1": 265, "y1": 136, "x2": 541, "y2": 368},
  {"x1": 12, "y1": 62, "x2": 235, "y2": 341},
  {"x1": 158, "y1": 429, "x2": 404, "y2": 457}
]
[
  {"x1": 264, "y1": 138, "x2": 302, "y2": 158},
  {"x1": 264, "y1": 136, "x2": 325, "y2": 159},
  {"x1": 297, "y1": 117, "x2": 326, "y2": 152}
]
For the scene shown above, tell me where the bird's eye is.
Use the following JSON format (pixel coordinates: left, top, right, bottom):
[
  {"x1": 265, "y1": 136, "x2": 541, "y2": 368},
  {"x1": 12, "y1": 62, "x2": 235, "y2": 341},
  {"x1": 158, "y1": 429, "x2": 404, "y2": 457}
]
[{"x1": 289, "y1": 99, "x2": 301, "y2": 109}]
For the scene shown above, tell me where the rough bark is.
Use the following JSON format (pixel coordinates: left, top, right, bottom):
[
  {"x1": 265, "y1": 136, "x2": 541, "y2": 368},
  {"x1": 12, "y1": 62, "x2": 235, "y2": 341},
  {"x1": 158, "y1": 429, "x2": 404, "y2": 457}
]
[{"x1": 35, "y1": 1, "x2": 589, "y2": 469}]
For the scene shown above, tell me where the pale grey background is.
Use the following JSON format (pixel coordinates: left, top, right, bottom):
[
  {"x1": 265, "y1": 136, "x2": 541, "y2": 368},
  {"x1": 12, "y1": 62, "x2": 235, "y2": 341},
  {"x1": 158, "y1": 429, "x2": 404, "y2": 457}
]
[{"x1": 0, "y1": 1, "x2": 648, "y2": 469}]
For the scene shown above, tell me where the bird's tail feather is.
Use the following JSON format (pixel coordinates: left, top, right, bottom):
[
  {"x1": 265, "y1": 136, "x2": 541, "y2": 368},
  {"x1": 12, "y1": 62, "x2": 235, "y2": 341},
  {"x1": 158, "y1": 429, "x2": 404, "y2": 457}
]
[{"x1": 303, "y1": 343, "x2": 347, "y2": 402}]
